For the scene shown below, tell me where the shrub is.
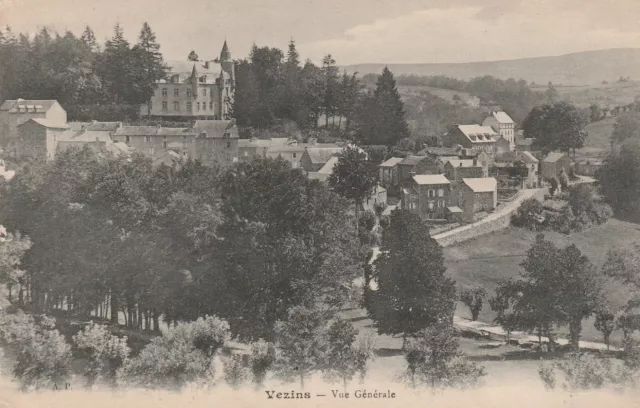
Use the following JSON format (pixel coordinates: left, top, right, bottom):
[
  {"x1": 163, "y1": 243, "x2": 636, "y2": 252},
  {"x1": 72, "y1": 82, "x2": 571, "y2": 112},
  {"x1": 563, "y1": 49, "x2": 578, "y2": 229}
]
[
  {"x1": 73, "y1": 323, "x2": 130, "y2": 387},
  {"x1": 117, "y1": 315, "x2": 230, "y2": 390},
  {"x1": 374, "y1": 203, "x2": 387, "y2": 218},
  {"x1": 559, "y1": 168, "x2": 569, "y2": 191},
  {"x1": 379, "y1": 214, "x2": 391, "y2": 229},
  {"x1": 458, "y1": 286, "x2": 487, "y2": 321},
  {"x1": 250, "y1": 339, "x2": 276, "y2": 388},
  {"x1": 358, "y1": 210, "x2": 376, "y2": 232},
  {"x1": 511, "y1": 198, "x2": 544, "y2": 230},
  {"x1": 223, "y1": 354, "x2": 249, "y2": 389}
]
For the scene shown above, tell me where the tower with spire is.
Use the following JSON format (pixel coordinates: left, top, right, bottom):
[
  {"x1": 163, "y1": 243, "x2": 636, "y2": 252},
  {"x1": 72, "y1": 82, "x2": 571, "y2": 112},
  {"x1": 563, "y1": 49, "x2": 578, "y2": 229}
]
[{"x1": 218, "y1": 40, "x2": 235, "y2": 119}]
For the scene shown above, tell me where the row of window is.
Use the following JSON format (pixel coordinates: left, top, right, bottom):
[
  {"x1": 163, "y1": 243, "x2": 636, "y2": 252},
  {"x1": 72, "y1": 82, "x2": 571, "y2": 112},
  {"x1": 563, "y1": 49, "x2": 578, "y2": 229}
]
[
  {"x1": 161, "y1": 101, "x2": 214, "y2": 112},
  {"x1": 121, "y1": 136, "x2": 232, "y2": 150},
  {"x1": 427, "y1": 189, "x2": 445, "y2": 198},
  {"x1": 161, "y1": 88, "x2": 209, "y2": 97}
]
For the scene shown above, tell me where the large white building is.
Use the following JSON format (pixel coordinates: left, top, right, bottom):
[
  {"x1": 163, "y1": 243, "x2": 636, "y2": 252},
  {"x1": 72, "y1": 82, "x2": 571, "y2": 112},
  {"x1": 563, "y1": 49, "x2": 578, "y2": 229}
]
[{"x1": 482, "y1": 111, "x2": 515, "y2": 150}]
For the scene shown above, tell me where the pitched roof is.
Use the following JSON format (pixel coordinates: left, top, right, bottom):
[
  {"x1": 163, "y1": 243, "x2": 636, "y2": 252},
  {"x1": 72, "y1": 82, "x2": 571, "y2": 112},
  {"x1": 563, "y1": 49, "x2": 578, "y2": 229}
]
[
  {"x1": 399, "y1": 155, "x2": 428, "y2": 166},
  {"x1": 68, "y1": 121, "x2": 121, "y2": 132},
  {"x1": 304, "y1": 147, "x2": 344, "y2": 164},
  {"x1": 519, "y1": 151, "x2": 539, "y2": 164},
  {"x1": 18, "y1": 118, "x2": 69, "y2": 129},
  {"x1": 56, "y1": 140, "x2": 106, "y2": 154},
  {"x1": 419, "y1": 147, "x2": 459, "y2": 156},
  {"x1": 413, "y1": 174, "x2": 450, "y2": 185},
  {"x1": 463, "y1": 177, "x2": 497, "y2": 193},
  {"x1": 445, "y1": 159, "x2": 478, "y2": 168},
  {"x1": 220, "y1": 40, "x2": 231, "y2": 61},
  {"x1": 379, "y1": 157, "x2": 404, "y2": 167},
  {"x1": 495, "y1": 151, "x2": 539, "y2": 164},
  {"x1": 456, "y1": 125, "x2": 498, "y2": 143},
  {"x1": 517, "y1": 138, "x2": 535, "y2": 146},
  {"x1": 543, "y1": 152, "x2": 568, "y2": 163},
  {"x1": 193, "y1": 120, "x2": 238, "y2": 139},
  {"x1": 492, "y1": 111, "x2": 514, "y2": 124},
  {"x1": 0, "y1": 99, "x2": 58, "y2": 113},
  {"x1": 316, "y1": 156, "x2": 339, "y2": 174}
]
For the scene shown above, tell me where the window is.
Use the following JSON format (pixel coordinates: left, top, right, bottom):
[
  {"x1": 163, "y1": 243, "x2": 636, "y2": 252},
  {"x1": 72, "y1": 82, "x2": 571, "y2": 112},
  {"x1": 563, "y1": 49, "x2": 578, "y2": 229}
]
[
  {"x1": 145, "y1": 135, "x2": 151, "y2": 143},
  {"x1": 186, "y1": 89, "x2": 192, "y2": 97},
  {"x1": 428, "y1": 189, "x2": 435, "y2": 198},
  {"x1": 428, "y1": 201, "x2": 435, "y2": 210},
  {"x1": 203, "y1": 89, "x2": 207, "y2": 96},
  {"x1": 244, "y1": 151, "x2": 248, "y2": 156},
  {"x1": 173, "y1": 101, "x2": 179, "y2": 111},
  {"x1": 209, "y1": 102, "x2": 213, "y2": 110},
  {"x1": 438, "y1": 199, "x2": 444, "y2": 208},
  {"x1": 226, "y1": 141, "x2": 231, "y2": 149},
  {"x1": 202, "y1": 103, "x2": 206, "y2": 111},
  {"x1": 162, "y1": 88, "x2": 167, "y2": 97},
  {"x1": 162, "y1": 101, "x2": 168, "y2": 111},
  {"x1": 197, "y1": 102, "x2": 200, "y2": 111},
  {"x1": 438, "y1": 188, "x2": 444, "y2": 197},
  {"x1": 187, "y1": 102, "x2": 192, "y2": 112},
  {"x1": 293, "y1": 153, "x2": 296, "y2": 158},
  {"x1": 148, "y1": 147, "x2": 154, "y2": 155},
  {"x1": 125, "y1": 136, "x2": 130, "y2": 143},
  {"x1": 174, "y1": 88, "x2": 179, "y2": 97}
]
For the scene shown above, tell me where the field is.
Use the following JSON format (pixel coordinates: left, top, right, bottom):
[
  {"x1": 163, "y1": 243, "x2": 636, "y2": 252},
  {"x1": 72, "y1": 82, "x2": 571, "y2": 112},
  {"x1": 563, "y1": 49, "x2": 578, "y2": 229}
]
[
  {"x1": 532, "y1": 81, "x2": 640, "y2": 108},
  {"x1": 443, "y1": 218, "x2": 640, "y2": 343},
  {"x1": 581, "y1": 117, "x2": 615, "y2": 154}
]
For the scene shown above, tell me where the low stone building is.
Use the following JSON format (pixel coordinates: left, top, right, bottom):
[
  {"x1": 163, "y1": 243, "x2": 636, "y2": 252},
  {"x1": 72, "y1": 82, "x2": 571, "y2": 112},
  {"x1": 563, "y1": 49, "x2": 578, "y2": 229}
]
[
  {"x1": 0, "y1": 99, "x2": 67, "y2": 148},
  {"x1": 379, "y1": 157, "x2": 404, "y2": 189},
  {"x1": 458, "y1": 177, "x2": 498, "y2": 223},
  {"x1": 15, "y1": 118, "x2": 70, "y2": 161},
  {"x1": 574, "y1": 158, "x2": 603, "y2": 176},
  {"x1": 444, "y1": 159, "x2": 483, "y2": 182},
  {"x1": 540, "y1": 152, "x2": 571, "y2": 181},
  {"x1": 401, "y1": 174, "x2": 451, "y2": 220}
]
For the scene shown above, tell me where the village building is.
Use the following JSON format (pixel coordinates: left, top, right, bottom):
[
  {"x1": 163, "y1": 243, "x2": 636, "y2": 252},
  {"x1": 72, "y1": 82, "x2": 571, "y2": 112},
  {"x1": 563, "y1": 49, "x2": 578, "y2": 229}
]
[
  {"x1": 492, "y1": 151, "x2": 540, "y2": 188},
  {"x1": 482, "y1": 111, "x2": 515, "y2": 149},
  {"x1": 444, "y1": 125, "x2": 498, "y2": 154},
  {"x1": 300, "y1": 146, "x2": 345, "y2": 172},
  {"x1": 192, "y1": 120, "x2": 239, "y2": 166},
  {"x1": 444, "y1": 159, "x2": 483, "y2": 182},
  {"x1": 396, "y1": 156, "x2": 440, "y2": 187},
  {"x1": 457, "y1": 177, "x2": 498, "y2": 223},
  {"x1": 364, "y1": 184, "x2": 388, "y2": 210},
  {"x1": 0, "y1": 99, "x2": 67, "y2": 149},
  {"x1": 401, "y1": 174, "x2": 451, "y2": 220},
  {"x1": 142, "y1": 41, "x2": 235, "y2": 121},
  {"x1": 112, "y1": 125, "x2": 198, "y2": 160},
  {"x1": 378, "y1": 157, "x2": 404, "y2": 189},
  {"x1": 574, "y1": 158, "x2": 603, "y2": 177},
  {"x1": 540, "y1": 152, "x2": 572, "y2": 181},
  {"x1": 307, "y1": 156, "x2": 339, "y2": 183},
  {"x1": 15, "y1": 118, "x2": 70, "y2": 160}
]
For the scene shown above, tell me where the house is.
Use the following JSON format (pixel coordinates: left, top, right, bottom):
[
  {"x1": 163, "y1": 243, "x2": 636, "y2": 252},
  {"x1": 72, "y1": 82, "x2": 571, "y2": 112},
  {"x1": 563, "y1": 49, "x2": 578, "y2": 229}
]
[
  {"x1": 492, "y1": 151, "x2": 540, "y2": 188},
  {"x1": 458, "y1": 149, "x2": 491, "y2": 177},
  {"x1": 482, "y1": 111, "x2": 515, "y2": 149},
  {"x1": 495, "y1": 137, "x2": 511, "y2": 154},
  {"x1": 265, "y1": 139, "x2": 307, "y2": 168},
  {"x1": 443, "y1": 159, "x2": 483, "y2": 182},
  {"x1": 113, "y1": 125, "x2": 198, "y2": 161},
  {"x1": 378, "y1": 157, "x2": 404, "y2": 188},
  {"x1": 193, "y1": 120, "x2": 239, "y2": 166},
  {"x1": 458, "y1": 178, "x2": 498, "y2": 223},
  {"x1": 153, "y1": 150, "x2": 183, "y2": 169},
  {"x1": 401, "y1": 174, "x2": 451, "y2": 220},
  {"x1": 300, "y1": 147, "x2": 345, "y2": 172},
  {"x1": 15, "y1": 118, "x2": 70, "y2": 160},
  {"x1": 54, "y1": 121, "x2": 122, "y2": 158},
  {"x1": 574, "y1": 158, "x2": 603, "y2": 176},
  {"x1": 0, "y1": 99, "x2": 67, "y2": 148},
  {"x1": 396, "y1": 156, "x2": 440, "y2": 187},
  {"x1": 540, "y1": 152, "x2": 571, "y2": 181},
  {"x1": 307, "y1": 155, "x2": 339, "y2": 183},
  {"x1": 515, "y1": 138, "x2": 535, "y2": 152},
  {"x1": 237, "y1": 138, "x2": 272, "y2": 160},
  {"x1": 142, "y1": 41, "x2": 235, "y2": 120},
  {"x1": 444, "y1": 125, "x2": 498, "y2": 154},
  {"x1": 364, "y1": 184, "x2": 388, "y2": 211}
]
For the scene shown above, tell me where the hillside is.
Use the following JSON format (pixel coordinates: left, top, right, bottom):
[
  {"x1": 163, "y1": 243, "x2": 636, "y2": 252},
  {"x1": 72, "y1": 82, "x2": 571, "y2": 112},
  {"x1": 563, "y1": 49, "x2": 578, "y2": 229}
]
[{"x1": 344, "y1": 48, "x2": 640, "y2": 85}]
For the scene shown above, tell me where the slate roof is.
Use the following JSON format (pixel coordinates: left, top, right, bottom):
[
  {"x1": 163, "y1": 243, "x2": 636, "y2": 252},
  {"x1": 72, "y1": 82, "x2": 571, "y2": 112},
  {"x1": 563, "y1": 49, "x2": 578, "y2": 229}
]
[
  {"x1": 399, "y1": 155, "x2": 428, "y2": 166},
  {"x1": 517, "y1": 138, "x2": 535, "y2": 146},
  {"x1": 543, "y1": 152, "x2": 568, "y2": 163},
  {"x1": 413, "y1": 174, "x2": 450, "y2": 185},
  {"x1": 495, "y1": 151, "x2": 538, "y2": 164},
  {"x1": 305, "y1": 147, "x2": 344, "y2": 164},
  {"x1": 463, "y1": 177, "x2": 497, "y2": 193},
  {"x1": 419, "y1": 147, "x2": 459, "y2": 156},
  {"x1": 18, "y1": 118, "x2": 69, "y2": 129},
  {"x1": 0, "y1": 99, "x2": 58, "y2": 113},
  {"x1": 456, "y1": 125, "x2": 498, "y2": 143},
  {"x1": 379, "y1": 157, "x2": 404, "y2": 167},
  {"x1": 445, "y1": 159, "x2": 478, "y2": 168},
  {"x1": 193, "y1": 120, "x2": 238, "y2": 139},
  {"x1": 492, "y1": 111, "x2": 514, "y2": 124}
]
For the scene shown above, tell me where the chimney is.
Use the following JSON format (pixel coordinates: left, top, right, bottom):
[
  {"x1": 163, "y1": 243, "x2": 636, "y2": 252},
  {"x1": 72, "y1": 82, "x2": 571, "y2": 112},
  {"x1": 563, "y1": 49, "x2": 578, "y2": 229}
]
[
  {"x1": 204, "y1": 61, "x2": 210, "y2": 69},
  {"x1": 459, "y1": 162, "x2": 462, "y2": 167},
  {"x1": 473, "y1": 158, "x2": 477, "y2": 166}
]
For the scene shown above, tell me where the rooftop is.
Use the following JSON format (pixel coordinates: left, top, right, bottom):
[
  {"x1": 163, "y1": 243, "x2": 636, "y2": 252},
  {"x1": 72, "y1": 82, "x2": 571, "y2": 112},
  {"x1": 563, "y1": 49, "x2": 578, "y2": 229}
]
[
  {"x1": 399, "y1": 155, "x2": 428, "y2": 166},
  {"x1": 543, "y1": 152, "x2": 568, "y2": 163},
  {"x1": 0, "y1": 99, "x2": 58, "y2": 113},
  {"x1": 193, "y1": 120, "x2": 238, "y2": 139},
  {"x1": 446, "y1": 159, "x2": 478, "y2": 168},
  {"x1": 492, "y1": 111, "x2": 514, "y2": 124},
  {"x1": 463, "y1": 177, "x2": 497, "y2": 193},
  {"x1": 379, "y1": 157, "x2": 405, "y2": 167},
  {"x1": 305, "y1": 147, "x2": 344, "y2": 164},
  {"x1": 419, "y1": 147, "x2": 460, "y2": 156},
  {"x1": 413, "y1": 174, "x2": 450, "y2": 185},
  {"x1": 18, "y1": 118, "x2": 69, "y2": 129},
  {"x1": 456, "y1": 125, "x2": 498, "y2": 143}
]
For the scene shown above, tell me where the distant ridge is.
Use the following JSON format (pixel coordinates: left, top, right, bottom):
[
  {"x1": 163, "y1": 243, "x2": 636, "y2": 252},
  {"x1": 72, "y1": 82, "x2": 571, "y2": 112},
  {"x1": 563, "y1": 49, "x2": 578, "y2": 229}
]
[{"x1": 342, "y1": 48, "x2": 640, "y2": 85}]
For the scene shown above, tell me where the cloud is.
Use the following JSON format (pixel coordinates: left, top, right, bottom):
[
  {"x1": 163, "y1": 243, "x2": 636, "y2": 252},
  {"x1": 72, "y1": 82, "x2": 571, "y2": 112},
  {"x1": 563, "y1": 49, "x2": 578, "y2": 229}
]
[{"x1": 301, "y1": 2, "x2": 640, "y2": 65}]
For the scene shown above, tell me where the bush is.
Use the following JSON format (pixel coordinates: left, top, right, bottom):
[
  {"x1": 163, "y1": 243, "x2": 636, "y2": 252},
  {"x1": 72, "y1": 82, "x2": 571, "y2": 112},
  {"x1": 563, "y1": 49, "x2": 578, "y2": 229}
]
[
  {"x1": 0, "y1": 311, "x2": 72, "y2": 390},
  {"x1": 117, "y1": 315, "x2": 230, "y2": 390},
  {"x1": 223, "y1": 354, "x2": 249, "y2": 389},
  {"x1": 374, "y1": 203, "x2": 387, "y2": 218},
  {"x1": 250, "y1": 339, "x2": 276, "y2": 387},
  {"x1": 358, "y1": 210, "x2": 376, "y2": 231},
  {"x1": 379, "y1": 214, "x2": 391, "y2": 229},
  {"x1": 458, "y1": 286, "x2": 487, "y2": 321},
  {"x1": 511, "y1": 198, "x2": 544, "y2": 230},
  {"x1": 73, "y1": 323, "x2": 130, "y2": 388}
]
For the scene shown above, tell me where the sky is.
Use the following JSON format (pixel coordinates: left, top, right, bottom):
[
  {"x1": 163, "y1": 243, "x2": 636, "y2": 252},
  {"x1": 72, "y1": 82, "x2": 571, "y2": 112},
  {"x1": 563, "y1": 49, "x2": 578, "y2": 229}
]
[{"x1": 1, "y1": 0, "x2": 640, "y2": 65}]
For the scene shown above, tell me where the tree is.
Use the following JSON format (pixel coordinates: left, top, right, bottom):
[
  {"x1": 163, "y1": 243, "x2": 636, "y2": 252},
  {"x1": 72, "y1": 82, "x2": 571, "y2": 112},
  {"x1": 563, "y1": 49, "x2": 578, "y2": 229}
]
[
  {"x1": 328, "y1": 146, "x2": 377, "y2": 227},
  {"x1": 589, "y1": 104, "x2": 602, "y2": 123},
  {"x1": 322, "y1": 318, "x2": 373, "y2": 391},
  {"x1": 599, "y1": 140, "x2": 640, "y2": 221},
  {"x1": 559, "y1": 167, "x2": 569, "y2": 191},
  {"x1": 73, "y1": 323, "x2": 130, "y2": 387},
  {"x1": 223, "y1": 354, "x2": 249, "y2": 389},
  {"x1": 80, "y1": 26, "x2": 99, "y2": 53},
  {"x1": 0, "y1": 231, "x2": 32, "y2": 305},
  {"x1": 611, "y1": 113, "x2": 640, "y2": 146},
  {"x1": 367, "y1": 209, "x2": 456, "y2": 347},
  {"x1": 134, "y1": 22, "x2": 167, "y2": 116},
  {"x1": 356, "y1": 67, "x2": 409, "y2": 146},
  {"x1": 250, "y1": 339, "x2": 276, "y2": 388},
  {"x1": 403, "y1": 322, "x2": 485, "y2": 389},
  {"x1": 545, "y1": 82, "x2": 559, "y2": 103},
  {"x1": 187, "y1": 50, "x2": 199, "y2": 61},
  {"x1": 321, "y1": 54, "x2": 339, "y2": 128},
  {"x1": 458, "y1": 286, "x2": 487, "y2": 321},
  {"x1": 273, "y1": 307, "x2": 329, "y2": 389},
  {"x1": 594, "y1": 307, "x2": 616, "y2": 351},
  {"x1": 510, "y1": 197, "x2": 544, "y2": 230},
  {"x1": 523, "y1": 102, "x2": 588, "y2": 154}
]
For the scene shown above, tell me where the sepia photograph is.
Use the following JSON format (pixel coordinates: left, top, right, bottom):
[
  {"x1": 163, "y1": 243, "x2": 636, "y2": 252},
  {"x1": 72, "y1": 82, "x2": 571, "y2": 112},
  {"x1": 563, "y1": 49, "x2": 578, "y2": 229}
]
[{"x1": 0, "y1": 0, "x2": 640, "y2": 407}]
